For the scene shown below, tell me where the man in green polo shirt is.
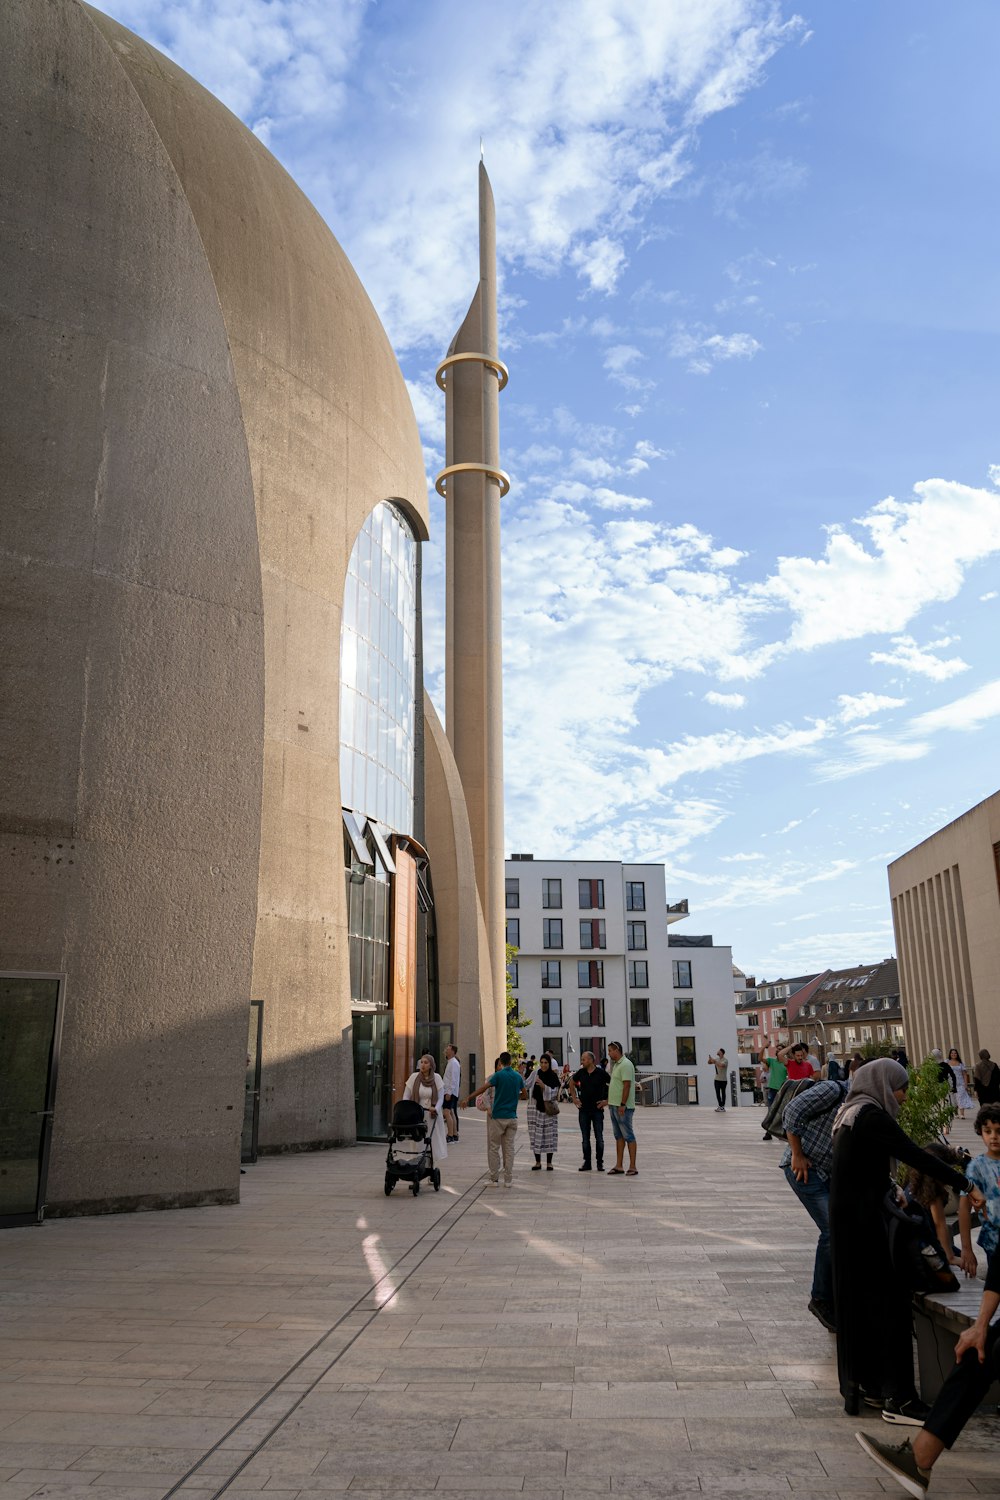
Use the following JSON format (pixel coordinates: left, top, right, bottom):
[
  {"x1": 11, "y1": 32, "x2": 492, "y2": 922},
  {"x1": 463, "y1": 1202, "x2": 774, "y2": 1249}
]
[
  {"x1": 606, "y1": 1041, "x2": 638, "y2": 1176},
  {"x1": 762, "y1": 1048, "x2": 788, "y2": 1141}
]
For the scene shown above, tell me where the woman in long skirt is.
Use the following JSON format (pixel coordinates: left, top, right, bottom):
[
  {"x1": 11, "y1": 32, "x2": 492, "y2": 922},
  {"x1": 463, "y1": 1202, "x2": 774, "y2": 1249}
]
[
  {"x1": 948, "y1": 1049, "x2": 975, "y2": 1118},
  {"x1": 830, "y1": 1059, "x2": 984, "y2": 1422},
  {"x1": 402, "y1": 1054, "x2": 448, "y2": 1166},
  {"x1": 526, "y1": 1055, "x2": 560, "y2": 1170}
]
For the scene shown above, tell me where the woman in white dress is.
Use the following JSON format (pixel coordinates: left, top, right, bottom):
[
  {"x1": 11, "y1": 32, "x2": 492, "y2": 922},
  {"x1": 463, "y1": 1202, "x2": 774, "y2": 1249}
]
[
  {"x1": 947, "y1": 1048, "x2": 975, "y2": 1118},
  {"x1": 402, "y1": 1054, "x2": 448, "y2": 1164}
]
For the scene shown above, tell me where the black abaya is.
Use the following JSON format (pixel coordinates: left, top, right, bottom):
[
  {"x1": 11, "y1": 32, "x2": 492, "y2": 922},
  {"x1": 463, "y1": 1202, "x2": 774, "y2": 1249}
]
[{"x1": 829, "y1": 1103, "x2": 967, "y2": 1409}]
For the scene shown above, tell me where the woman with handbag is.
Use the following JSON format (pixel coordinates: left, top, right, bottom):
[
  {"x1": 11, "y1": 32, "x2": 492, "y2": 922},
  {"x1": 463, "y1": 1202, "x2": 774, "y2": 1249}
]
[
  {"x1": 402, "y1": 1053, "x2": 448, "y2": 1167},
  {"x1": 830, "y1": 1059, "x2": 986, "y2": 1424},
  {"x1": 526, "y1": 1054, "x2": 560, "y2": 1170}
]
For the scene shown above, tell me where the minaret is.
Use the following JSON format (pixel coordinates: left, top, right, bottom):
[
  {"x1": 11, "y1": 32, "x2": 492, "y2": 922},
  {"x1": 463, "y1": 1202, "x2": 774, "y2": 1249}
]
[{"x1": 435, "y1": 163, "x2": 509, "y2": 1048}]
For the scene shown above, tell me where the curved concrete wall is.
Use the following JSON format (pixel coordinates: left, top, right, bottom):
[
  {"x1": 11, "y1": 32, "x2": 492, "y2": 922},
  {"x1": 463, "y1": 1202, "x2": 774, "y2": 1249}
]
[
  {"x1": 0, "y1": 0, "x2": 265, "y2": 1209},
  {"x1": 84, "y1": 5, "x2": 431, "y2": 1150}
]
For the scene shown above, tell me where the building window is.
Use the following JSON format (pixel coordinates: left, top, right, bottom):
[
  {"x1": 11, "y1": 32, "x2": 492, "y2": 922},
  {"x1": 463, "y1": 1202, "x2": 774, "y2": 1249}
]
[
  {"x1": 892, "y1": 1024, "x2": 904, "y2": 1040},
  {"x1": 507, "y1": 959, "x2": 518, "y2": 989},
  {"x1": 579, "y1": 1035, "x2": 605, "y2": 1059},
  {"x1": 772, "y1": 1008, "x2": 787, "y2": 1027},
  {"x1": 630, "y1": 996, "x2": 650, "y2": 1027},
  {"x1": 542, "y1": 997, "x2": 562, "y2": 1027},
  {"x1": 672, "y1": 959, "x2": 692, "y2": 988},
  {"x1": 627, "y1": 960, "x2": 648, "y2": 988},
  {"x1": 625, "y1": 881, "x2": 645, "y2": 911},
  {"x1": 631, "y1": 1037, "x2": 653, "y2": 1067},
  {"x1": 830, "y1": 1028, "x2": 841, "y2": 1044},
  {"x1": 542, "y1": 877, "x2": 562, "y2": 909},
  {"x1": 674, "y1": 998, "x2": 694, "y2": 1028},
  {"x1": 543, "y1": 918, "x2": 563, "y2": 949},
  {"x1": 505, "y1": 877, "x2": 519, "y2": 909},
  {"x1": 743, "y1": 1011, "x2": 759, "y2": 1028},
  {"x1": 506, "y1": 917, "x2": 519, "y2": 948},
  {"x1": 578, "y1": 878, "x2": 605, "y2": 909},
  {"x1": 339, "y1": 502, "x2": 418, "y2": 836},
  {"x1": 579, "y1": 997, "x2": 605, "y2": 1028},
  {"x1": 877, "y1": 1024, "x2": 886, "y2": 1041},
  {"x1": 676, "y1": 1036, "x2": 697, "y2": 1066},
  {"x1": 861, "y1": 1026, "x2": 872, "y2": 1042},
  {"x1": 580, "y1": 918, "x2": 607, "y2": 949},
  {"x1": 542, "y1": 1036, "x2": 563, "y2": 1064},
  {"x1": 541, "y1": 960, "x2": 561, "y2": 989},
  {"x1": 627, "y1": 921, "x2": 646, "y2": 951},
  {"x1": 577, "y1": 959, "x2": 604, "y2": 988}
]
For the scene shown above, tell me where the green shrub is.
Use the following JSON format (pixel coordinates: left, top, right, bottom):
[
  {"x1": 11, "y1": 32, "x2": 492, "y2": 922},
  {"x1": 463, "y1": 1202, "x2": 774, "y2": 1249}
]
[
  {"x1": 505, "y1": 942, "x2": 530, "y2": 1059},
  {"x1": 898, "y1": 1053, "x2": 955, "y2": 1151}
]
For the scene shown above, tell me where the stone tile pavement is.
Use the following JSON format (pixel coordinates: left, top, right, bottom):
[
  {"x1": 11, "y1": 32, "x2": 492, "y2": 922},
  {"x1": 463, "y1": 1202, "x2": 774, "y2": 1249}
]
[{"x1": 0, "y1": 1108, "x2": 996, "y2": 1499}]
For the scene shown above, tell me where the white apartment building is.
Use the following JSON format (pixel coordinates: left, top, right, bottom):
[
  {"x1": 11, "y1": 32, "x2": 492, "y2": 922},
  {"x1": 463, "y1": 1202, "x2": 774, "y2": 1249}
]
[{"x1": 505, "y1": 856, "x2": 739, "y2": 1107}]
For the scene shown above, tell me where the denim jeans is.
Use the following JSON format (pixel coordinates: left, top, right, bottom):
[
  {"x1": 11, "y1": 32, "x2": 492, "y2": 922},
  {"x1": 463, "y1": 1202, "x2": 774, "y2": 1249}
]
[
  {"x1": 783, "y1": 1162, "x2": 832, "y2": 1306},
  {"x1": 608, "y1": 1106, "x2": 636, "y2": 1144},
  {"x1": 578, "y1": 1104, "x2": 605, "y2": 1166}
]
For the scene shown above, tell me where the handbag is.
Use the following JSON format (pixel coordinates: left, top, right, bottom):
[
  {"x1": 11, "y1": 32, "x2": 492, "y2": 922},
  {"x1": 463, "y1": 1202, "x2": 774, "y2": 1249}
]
[
  {"x1": 543, "y1": 1099, "x2": 560, "y2": 1117},
  {"x1": 883, "y1": 1187, "x2": 959, "y2": 1294}
]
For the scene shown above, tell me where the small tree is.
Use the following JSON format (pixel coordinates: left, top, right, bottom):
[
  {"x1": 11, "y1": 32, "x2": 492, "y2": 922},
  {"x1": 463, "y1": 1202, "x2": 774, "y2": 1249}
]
[
  {"x1": 505, "y1": 943, "x2": 530, "y2": 1060},
  {"x1": 899, "y1": 1053, "x2": 955, "y2": 1151},
  {"x1": 859, "y1": 1038, "x2": 894, "y2": 1061}
]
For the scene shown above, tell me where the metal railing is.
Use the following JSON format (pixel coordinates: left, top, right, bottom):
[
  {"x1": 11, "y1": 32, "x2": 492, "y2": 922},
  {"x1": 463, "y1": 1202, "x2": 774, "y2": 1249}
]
[{"x1": 635, "y1": 1071, "x2": 699, "y2": 1107}]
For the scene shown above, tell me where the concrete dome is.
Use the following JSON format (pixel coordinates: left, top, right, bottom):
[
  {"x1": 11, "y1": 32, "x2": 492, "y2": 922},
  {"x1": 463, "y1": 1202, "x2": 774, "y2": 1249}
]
[{"x1": 0, "y1": 0, "x2": 429, "y2": 1211}]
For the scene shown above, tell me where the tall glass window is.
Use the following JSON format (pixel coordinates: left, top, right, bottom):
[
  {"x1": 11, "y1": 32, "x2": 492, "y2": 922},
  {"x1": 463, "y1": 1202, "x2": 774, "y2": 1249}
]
[{"x1": 340, "y1": 502, "x2": 417, "y2": 836}]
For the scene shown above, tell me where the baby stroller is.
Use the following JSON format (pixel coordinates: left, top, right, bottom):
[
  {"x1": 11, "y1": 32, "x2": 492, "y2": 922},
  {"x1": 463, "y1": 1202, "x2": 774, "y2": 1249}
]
[{"x1": 384, "y1": 1099, "x2": 441, "y2": 1197}]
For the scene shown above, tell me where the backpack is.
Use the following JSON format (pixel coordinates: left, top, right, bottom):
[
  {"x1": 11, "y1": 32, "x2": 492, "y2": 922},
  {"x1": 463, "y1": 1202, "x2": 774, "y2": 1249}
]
[{"x1": 883, "y1": 1188, "x2": 959, "y2": 1295}]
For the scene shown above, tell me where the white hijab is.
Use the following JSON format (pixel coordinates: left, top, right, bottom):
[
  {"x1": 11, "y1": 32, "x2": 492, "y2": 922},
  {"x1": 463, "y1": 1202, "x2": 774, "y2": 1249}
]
[{"x1": 833, "y1": 1057, "x2": 908, "y2": 1134}]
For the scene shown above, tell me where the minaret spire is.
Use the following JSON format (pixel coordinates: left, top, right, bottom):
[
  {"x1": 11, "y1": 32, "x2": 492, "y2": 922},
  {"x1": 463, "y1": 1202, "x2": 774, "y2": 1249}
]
[{"x1": 435, "y1": 166, "x2": 509, "y2": 1057}]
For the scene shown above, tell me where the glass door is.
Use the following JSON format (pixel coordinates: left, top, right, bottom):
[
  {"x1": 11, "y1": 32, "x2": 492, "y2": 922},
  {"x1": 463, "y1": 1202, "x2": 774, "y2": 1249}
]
[
  {"x1": 0, "y1": 974, "x2": 65, "y2": 1228},
  {"x1": 352, "y1": 1010, "x2": 391, "y2": 1140},
  {"x1": 241, "y1": 1000, "x2": 264, "y2": 1164}
]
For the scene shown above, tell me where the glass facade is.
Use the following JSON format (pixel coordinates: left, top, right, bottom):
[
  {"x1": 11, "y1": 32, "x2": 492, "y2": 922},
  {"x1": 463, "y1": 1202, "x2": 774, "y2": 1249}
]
[{"x1": 340, "y1": 502, "x2": 418, "y2": 837}]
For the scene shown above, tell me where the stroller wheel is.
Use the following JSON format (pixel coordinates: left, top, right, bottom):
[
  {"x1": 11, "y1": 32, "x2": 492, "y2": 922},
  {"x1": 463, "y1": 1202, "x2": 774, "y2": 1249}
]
[
  {"x1": 432, "y1": 1169, "x2": 441, "y2": 1191},
  {"x1": 384, "y1": 1174, "x2": 395, "y2": 1196},
  {"x1": 410, "y1": 1179, "x2": 420, "y2": 1196}
]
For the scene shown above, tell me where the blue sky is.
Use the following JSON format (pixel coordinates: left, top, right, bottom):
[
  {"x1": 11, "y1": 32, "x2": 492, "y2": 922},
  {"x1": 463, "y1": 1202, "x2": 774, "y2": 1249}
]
[{"x1": 95, "y1": 0, "x2": 1000, "y2": 980}]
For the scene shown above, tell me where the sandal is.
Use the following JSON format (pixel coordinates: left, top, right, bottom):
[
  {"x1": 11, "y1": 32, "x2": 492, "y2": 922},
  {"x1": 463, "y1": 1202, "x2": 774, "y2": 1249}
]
[
  {"x1": 626, "y1": 1169, "x2": 638, "y2": 1176},
  {"x1": 607, "y1": 1167, "x2": 625, "y2": 1174}
]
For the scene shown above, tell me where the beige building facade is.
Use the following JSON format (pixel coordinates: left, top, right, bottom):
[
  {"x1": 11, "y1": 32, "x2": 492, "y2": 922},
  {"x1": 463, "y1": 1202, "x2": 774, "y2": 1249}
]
[
  {"x1": 0, "y1": 0, "x2": 504, "y2": 1224},
  {"x1": 888, "y1": 790, "x2": 1000, "y2": 1066}
]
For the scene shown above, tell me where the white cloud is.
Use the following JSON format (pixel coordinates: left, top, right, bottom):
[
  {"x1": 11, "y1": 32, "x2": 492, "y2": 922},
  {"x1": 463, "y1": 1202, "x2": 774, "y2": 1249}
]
[
  {"x1": 909, "y1": 678, "x2": 1000, "y2": 736},
  {"x1": 603, "y1": 344, "x2": 651, "y2": 390},
  {"x1": 719, "y1": 851, "x2": 765, "y2": 863},
  {"x1": 404, "y1": 376, "x2": 446, "y2": 448},
  {"x1": 836, "y1": 691, "x2": 907, "y2": 723},
  {"x1": 869, "y1": 634, "x2": 969, "y2": 681},
  {"x1": 980, "y1": 590, "x2": 997, "y2": 602},
  {"x1": 571, "y1": 236, "x2": 627, "y2": 293},
  {"x1": 669, "y1": 327, "x2": 762, "y2": 374},
  {"x1": 704, "y1": 690, "x2": 746, "y2": 709},
  {"x1": 592, "y1": 488, "x2": 653, "y2": 512},
  {"x1": 758, "y1": 479, "x2": 1000, "y2": 654},
  {"x1": 97, "y1": 0, "x2": 806, "y2": 351}
]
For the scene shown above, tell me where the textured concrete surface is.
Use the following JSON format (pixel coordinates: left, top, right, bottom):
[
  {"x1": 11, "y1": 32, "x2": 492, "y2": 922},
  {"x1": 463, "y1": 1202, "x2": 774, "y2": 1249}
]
[
  {"x1": 0, "y1": 0, "x2": 265, "y2": 1210},
  {"x1": 1, "y1": 1108, "x2": 996, "y2": 1499}
]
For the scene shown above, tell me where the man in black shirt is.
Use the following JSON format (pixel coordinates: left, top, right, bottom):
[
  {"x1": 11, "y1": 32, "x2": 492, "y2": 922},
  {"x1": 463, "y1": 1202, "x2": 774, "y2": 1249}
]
[{"x1": 570, "y1": 1050, "x2": 611, "y2": 1172}]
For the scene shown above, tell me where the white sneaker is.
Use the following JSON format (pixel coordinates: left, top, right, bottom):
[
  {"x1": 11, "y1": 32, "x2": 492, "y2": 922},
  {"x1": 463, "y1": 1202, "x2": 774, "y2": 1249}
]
[
  {"x1": 487, "y1": 1178, "x2": 499, "y2": 1188},
  {"x1": 502, "y1": 1180, "x2": 513, "y2": 1188}
]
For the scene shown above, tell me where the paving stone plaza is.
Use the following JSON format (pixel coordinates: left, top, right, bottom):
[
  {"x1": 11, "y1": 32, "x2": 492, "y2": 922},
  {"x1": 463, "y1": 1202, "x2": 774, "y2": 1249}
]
[{"x1": 0, "y1": 1108, "x2": 996, "y2": 1499}]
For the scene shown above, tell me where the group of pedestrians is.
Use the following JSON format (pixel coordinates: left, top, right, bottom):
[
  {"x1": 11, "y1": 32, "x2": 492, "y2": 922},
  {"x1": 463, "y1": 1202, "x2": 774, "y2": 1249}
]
[
  {"x1": 459, "y1": 1044, "x2": 640, "y2": 1182},
  {"x1": 767, "y1": 1044, "x2": 1000, "y2": 1497}
]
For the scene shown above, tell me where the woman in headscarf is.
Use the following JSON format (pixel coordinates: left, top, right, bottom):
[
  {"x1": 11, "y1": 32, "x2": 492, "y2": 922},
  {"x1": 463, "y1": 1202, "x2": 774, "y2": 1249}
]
[
  {"x1": 830, "y1": 1058, "x2": 985, "y2": 1422},
  {"x1": 973, "y1": 1049, "x2": 1000, "y2": 1105},
  {"x1": 526, "y1": 1054, "x2": 560, "y2": 1170},
  {"x1": 402, "y1": 1053, "x2": 448, "y2": 1166}
]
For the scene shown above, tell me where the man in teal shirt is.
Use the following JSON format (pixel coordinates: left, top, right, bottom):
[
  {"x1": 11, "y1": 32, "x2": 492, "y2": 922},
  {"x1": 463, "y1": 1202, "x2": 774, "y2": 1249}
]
[
  {"x1": 606, "y1": 1041, "x2": 638, "y2": 1175},
  {"x1": 462, "y1": 1052, "x2": 526, "y2": 1188}
]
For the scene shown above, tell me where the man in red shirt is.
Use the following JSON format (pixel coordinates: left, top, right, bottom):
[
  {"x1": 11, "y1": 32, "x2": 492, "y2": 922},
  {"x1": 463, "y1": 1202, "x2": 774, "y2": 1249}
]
[{"x1": 779, "y1": 1041, "x2": 815, "y2": 1081}]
